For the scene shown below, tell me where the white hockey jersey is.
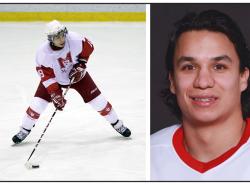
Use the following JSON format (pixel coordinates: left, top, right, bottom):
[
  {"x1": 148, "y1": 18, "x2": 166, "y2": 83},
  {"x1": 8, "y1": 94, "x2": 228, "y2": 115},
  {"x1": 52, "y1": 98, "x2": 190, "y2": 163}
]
[
  {"x1": 35, "y1": 31, "x2": 94, "y2": 94},
  {"x1": 151, "y1": 118, "x2": 250, "y2": 181}
]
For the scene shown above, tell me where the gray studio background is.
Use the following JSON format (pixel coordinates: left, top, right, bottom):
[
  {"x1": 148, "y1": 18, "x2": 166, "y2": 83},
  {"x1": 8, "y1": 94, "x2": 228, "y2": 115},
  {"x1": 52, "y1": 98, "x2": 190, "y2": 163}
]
[{"x1": 150, "y1": 3, "x2": 250, "y2": 134}]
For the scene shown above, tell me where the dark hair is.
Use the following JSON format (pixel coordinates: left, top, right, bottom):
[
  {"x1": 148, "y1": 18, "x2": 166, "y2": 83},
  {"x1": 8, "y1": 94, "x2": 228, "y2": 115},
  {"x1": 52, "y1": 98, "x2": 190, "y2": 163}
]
[{"x1": 162, "y1": 9, "x2": 250, "y2": 120}]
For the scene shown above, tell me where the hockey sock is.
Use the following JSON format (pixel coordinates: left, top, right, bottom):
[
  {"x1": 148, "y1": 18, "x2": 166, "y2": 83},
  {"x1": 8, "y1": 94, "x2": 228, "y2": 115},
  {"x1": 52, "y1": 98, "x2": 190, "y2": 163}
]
[
  {"x1": 21, "y1": 97, "x2": 49, "y2": 130},
  {"x1": 88, "y1": 94, "x2": 119, "y2": 124}
]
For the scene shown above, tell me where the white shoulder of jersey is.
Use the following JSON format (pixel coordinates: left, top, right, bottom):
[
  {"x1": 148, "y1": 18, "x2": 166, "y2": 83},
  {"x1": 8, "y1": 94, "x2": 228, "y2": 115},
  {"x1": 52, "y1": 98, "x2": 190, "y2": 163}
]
[
  {"x1": 35, "y1": 41, "x2": 52, "y2": 67},
  {"x1": 66, "y1": 31, "x2": 85, "y2": 56},
  {"x1": 67, "y1": 31, "x2": 85, "y2": 42},
  {"x1": 151, "y1": 124, "x2": 181, "y2": 147}
]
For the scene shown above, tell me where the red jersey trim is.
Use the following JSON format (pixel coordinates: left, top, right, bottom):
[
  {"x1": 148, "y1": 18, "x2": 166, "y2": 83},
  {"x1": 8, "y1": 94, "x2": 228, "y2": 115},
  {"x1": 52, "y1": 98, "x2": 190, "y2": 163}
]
[{"x1": 172, "y1": 118, "x2": 250, "y2": 173}]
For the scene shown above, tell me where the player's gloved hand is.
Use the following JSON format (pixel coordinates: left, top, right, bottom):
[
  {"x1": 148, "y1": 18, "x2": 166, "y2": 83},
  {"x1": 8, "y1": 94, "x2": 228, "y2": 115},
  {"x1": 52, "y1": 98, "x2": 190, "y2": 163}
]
[
  {"x1": 69, "y1": 61, "x2": 86, "y2": 84},
  {"x1": 50, "y1": 89, "x2": 66, "y2": 111}
]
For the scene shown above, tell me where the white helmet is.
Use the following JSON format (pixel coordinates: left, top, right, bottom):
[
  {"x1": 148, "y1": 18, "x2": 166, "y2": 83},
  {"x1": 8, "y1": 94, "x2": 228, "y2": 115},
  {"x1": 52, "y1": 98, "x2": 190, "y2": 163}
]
[{"x1": 45, "y1": 20, "x2": 68, "y2": 42}]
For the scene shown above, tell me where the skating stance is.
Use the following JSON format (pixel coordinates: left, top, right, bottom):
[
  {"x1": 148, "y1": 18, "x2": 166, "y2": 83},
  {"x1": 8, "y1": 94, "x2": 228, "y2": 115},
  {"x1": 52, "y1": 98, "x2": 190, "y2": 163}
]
[{"x1": 12, "y1": 20, "x2": 131, "y2": 144}]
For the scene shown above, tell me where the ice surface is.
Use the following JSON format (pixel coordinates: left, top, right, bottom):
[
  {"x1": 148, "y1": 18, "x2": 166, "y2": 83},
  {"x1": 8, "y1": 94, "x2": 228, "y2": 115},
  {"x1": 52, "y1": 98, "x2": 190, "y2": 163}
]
[{"x1": 0, "y1": 22, "x2": 146, "y2": 181}]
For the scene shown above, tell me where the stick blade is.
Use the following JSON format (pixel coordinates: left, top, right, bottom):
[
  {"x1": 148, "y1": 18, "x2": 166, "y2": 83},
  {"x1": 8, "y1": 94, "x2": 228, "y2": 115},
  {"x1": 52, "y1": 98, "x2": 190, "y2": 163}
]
[{"x1": 25, "y1": 162, "x2": 40, "y2": 169}]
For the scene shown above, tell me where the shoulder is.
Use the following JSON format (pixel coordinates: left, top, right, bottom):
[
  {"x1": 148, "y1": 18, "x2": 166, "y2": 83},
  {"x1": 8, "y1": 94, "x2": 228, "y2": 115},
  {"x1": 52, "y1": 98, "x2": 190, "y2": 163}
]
[
  {"x1": 151, "y1": 124, "x2": 181, "y2": 147},
  {"x1": 36, "y1": 41, "x2": 50, "y2": 53},
  {"x1": 67, "y1": 31, "x2": 84, "y2": 41},
  {"x1": 67, "y1": 31, "x2": 92, "y2": 44},
  {"x1": 151, "y1": 124, "x2": 182, "y2": 180},
  {"x1": 35, "y1": 41, "x2": 53, "y2": 66},
  {"x1": 66, "y1": 31, "x2": 86, "y2": 51}
]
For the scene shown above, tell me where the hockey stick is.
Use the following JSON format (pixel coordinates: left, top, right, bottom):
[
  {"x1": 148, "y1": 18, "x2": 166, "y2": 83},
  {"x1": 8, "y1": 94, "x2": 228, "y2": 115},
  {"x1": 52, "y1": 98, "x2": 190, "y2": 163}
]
[{"x1": 25, "y1": 77, "x2": 75, "y2": 169}]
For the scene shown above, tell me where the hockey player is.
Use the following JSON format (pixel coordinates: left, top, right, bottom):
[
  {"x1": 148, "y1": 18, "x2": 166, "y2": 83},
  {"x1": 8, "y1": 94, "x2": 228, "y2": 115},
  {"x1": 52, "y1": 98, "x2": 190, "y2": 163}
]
[
  {"x1": 151, "y1": 10, "x2": 250, "y2": 180},
  {"x1": 12, "y1": 20, "x2": 131, "y2": 144}
]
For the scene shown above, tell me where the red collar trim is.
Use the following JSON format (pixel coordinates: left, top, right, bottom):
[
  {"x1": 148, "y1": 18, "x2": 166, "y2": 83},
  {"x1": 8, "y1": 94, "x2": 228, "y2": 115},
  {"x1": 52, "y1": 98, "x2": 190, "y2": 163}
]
[{"x1": 172, "y1": 118, "x2": 250, "y2": 173}]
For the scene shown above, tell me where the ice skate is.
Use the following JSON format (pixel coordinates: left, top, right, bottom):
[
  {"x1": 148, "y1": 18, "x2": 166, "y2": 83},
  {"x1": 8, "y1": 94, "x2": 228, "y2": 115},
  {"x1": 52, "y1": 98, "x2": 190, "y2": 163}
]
[
  {"x1": 111, "y1": 120, "x2": 131, "y2": 137},
  {"x1": 12, "y1": 128, "x2": 31, "y2": 144}
]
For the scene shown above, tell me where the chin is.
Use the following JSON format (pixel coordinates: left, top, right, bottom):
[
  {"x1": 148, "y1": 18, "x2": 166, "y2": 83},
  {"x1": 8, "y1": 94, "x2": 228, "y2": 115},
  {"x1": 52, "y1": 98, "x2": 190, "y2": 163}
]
[
  {"x1": 194, "y1": 116, "x2": 219, "y2": 124},
  {"x1": 186, "y1": 111, "x2": 221, "y2": 125}
]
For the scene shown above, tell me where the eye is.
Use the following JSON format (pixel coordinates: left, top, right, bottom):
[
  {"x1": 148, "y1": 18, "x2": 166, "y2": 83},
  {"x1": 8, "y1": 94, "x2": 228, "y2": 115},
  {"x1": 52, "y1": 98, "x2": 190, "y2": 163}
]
[
  {"x1": 213, "y1": 64, "x2": 227, "y2": 71},
  {"x1": 53, "y1": 32, "x2": 65, "y2": 40},
  {"x1": 181, "y1": 64, "x2": 196, "y2": 71}
]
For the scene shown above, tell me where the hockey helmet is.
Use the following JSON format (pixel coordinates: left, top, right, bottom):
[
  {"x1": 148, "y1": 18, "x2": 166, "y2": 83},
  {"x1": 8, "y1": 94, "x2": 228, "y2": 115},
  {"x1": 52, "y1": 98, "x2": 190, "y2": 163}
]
[{"x1": 45, "y1": 20, "x2": 68, "y2": 42}]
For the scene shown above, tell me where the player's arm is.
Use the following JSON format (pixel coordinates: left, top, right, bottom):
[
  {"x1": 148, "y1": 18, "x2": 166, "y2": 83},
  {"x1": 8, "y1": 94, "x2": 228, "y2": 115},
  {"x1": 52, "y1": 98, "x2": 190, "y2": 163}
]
[
  {"x1": 78, "y1": 37, "x2": 94, "y2": 63},
  {"x1": 36, "y1": 65, "x2": 66, "y2": 110},
  {"x1": 69, "y1": 37, "x2": 94, "y2": 83}
]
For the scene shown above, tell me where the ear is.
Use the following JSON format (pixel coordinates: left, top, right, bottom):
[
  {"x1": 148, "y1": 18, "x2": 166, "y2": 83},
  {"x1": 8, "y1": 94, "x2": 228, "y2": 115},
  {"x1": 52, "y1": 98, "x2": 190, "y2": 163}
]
[
  {"x1": 240, "y1": 67, "x2": 249, "y2": 92},
  {"x1": 169, "y1": 73, "x2": 176, "y2": 94}
]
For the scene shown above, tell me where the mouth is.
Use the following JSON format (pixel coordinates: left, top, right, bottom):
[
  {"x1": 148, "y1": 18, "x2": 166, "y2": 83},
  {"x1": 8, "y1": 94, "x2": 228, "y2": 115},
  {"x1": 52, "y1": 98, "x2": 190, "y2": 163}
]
[{"x1": 189, "y1": 95, "x2": 218, "y2": 107}]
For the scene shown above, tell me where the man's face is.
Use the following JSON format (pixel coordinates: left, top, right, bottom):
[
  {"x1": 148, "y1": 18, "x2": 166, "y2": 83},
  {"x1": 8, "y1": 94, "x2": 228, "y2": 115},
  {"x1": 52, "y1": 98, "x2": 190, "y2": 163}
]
[
  {"x1": 170, "y1": 30, "x2": 249, "y2": 124},
  {"x1": 52, "y1": 31, "x2": 66, "y2": 48}
]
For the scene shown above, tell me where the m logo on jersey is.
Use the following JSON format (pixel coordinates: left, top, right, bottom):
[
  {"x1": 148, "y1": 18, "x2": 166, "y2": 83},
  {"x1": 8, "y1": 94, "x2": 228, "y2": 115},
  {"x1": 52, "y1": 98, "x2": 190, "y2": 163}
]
[{"x1": 57, "y1": 52, "x2": 73, "y2": 72}]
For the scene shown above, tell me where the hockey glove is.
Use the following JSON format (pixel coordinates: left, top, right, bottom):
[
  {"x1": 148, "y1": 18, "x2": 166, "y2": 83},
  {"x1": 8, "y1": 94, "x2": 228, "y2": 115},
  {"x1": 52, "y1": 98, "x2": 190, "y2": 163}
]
[
  {"x1": 69, "y1": 61, "x2": 86, "y2": 84},
  {"x1": 50, "y1": 89, "x2": 66, "y2": 111}
]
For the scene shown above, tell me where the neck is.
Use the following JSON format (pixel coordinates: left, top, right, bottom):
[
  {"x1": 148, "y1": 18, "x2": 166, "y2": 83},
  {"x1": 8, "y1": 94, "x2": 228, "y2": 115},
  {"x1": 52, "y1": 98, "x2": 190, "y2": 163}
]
[
  {"x1": 50, "y1": 42, "x2": 63, "y2": 50},
  {"x1": 182, "y1": 113, "x2": 245, "y2": 162}
]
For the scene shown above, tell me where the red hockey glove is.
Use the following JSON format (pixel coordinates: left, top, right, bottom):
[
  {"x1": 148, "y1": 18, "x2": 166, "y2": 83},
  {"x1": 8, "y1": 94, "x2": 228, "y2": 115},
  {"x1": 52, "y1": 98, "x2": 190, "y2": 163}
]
[
  {"x1": 50, "y1": 89, "x2": 66, "y2": 111},
  {"x1": 69, "y1": 62, "x2": 86, "y2": 84}
]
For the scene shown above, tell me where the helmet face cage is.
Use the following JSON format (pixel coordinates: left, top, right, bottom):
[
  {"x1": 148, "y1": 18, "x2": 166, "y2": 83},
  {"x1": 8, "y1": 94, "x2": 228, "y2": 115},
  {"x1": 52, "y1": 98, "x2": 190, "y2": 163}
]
[{"x1": 48, "y1": 27, "x2": 68, "y2": 42}]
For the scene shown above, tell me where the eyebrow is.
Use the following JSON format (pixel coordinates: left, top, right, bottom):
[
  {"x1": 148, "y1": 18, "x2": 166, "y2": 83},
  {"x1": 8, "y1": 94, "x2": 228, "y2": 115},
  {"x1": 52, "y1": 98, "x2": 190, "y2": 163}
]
[
  {"x1": 176, "y1": 55, "x2": 232, "y2": 65},
  {"x1": 212, "y1": 55, "x2": 232, "y2": 63},
  {"x1": 176, "y1": 56, "x2": 195, "y2": 65}
]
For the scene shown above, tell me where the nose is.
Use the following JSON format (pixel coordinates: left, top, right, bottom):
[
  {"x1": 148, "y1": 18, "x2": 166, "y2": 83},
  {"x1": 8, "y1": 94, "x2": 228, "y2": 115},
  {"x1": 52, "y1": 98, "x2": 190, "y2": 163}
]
[
  {"x1": 194, "y1": 68, "x2": 215, "y2": 89},
  {"x1": 58, "y1": 35, "x2": 65, "y2": 43}
]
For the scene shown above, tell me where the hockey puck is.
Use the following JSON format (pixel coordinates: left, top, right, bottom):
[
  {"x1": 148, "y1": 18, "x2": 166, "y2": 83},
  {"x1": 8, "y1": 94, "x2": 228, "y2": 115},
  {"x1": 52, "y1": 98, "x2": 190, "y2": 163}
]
[
  {"x1": 25, "y1": 162, "x2": 40, "y2": 169},
  {"x1": 32, "y1": 165, "x2": 40, "y2": 168}
]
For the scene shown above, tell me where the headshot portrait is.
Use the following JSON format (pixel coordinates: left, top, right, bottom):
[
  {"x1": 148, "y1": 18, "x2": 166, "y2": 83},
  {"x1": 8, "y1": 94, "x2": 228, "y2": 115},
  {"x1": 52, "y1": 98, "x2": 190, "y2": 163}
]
[{"x1": 150, "y1": 4, "x2": 250, "y2": 181}]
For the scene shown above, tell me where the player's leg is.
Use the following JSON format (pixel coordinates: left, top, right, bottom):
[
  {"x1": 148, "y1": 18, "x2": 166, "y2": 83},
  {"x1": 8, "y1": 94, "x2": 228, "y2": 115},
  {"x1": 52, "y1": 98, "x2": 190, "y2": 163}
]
[
  {"x1": 12, "y1": 82, "x2": 51, "y2": 144},
  {"x1": 88, "y1": 94, "x2": 131, "y2": 137},
  {"x1": 72, "y1": 72, "x2": 131, "y2": 137}
]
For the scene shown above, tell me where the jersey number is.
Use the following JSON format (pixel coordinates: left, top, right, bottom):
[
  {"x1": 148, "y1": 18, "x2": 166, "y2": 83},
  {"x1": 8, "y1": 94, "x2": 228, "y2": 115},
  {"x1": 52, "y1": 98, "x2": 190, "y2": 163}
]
[{"x1": 37, "y1": 69, "x2": 45, "y2": 78}]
